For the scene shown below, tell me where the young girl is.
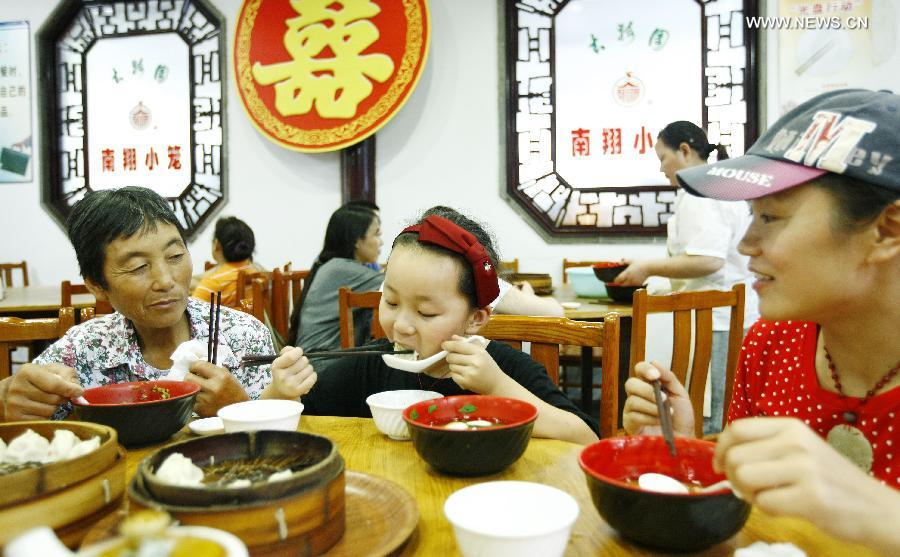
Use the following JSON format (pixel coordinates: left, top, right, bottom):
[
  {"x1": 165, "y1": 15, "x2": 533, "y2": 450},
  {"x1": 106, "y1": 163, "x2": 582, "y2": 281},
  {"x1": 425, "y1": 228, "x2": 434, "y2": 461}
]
[
  {"x1": 288, "y1": 204, "x2": 383, "y2": 350},
  {"x1": 623, "y1": 89, "x2": 900, "y2": 553},
  {"x1": 300, "y1": 212, "x2": 599, "y2": 445},
  {"x1": 615, "y1": 121, "x2": 759, "y2": 435}
]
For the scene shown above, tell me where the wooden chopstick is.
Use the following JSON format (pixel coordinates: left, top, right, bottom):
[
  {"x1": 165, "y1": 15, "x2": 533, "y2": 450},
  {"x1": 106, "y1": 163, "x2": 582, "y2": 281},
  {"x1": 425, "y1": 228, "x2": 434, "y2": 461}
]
[
  {"x1": 213, "y1": 291, "x2": 222, "y2": 364},
  {"x1": 652, "y1": 379, "x2": 677, "y2": 457},
  {"x1": 240, "y1": 349, "x2": 414, "y2": 367}
]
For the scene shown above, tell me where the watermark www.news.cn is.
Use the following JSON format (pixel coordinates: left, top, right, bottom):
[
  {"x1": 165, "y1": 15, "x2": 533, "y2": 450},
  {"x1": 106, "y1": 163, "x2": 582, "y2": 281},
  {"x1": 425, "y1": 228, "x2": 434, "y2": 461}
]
[{"x1": 745, "y1": 16, "x2": 869, "y2": 30}]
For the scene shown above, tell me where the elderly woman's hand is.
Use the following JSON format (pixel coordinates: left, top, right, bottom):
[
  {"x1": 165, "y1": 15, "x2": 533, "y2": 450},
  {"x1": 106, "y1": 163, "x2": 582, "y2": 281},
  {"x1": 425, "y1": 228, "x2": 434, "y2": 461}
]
[
  {"x1": 266, "y1": 346, "x2": 317, "y2": 400},
  {"x1": 186, "y1": 361, "x2": 250, "y2": 416},
  {"x1": 1, "y1": 363, "x2": 83, "y2": 421}
]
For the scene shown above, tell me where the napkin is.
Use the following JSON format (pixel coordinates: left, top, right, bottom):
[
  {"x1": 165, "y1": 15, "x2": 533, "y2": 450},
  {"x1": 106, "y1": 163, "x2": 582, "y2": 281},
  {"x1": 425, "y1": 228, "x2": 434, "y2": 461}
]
[
  {"x1": 164, "y1": 339, "x2": 235, "y2": 380},
  {"x1": 734, "y1": 541, "x2": 807, "y2": 557}
]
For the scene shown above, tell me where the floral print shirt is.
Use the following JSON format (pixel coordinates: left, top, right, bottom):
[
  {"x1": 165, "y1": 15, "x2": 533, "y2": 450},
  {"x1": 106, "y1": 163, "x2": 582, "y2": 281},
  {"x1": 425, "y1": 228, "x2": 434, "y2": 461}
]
[{"x1": 34, "y1": 298, "x2": 275, "y2": 419}]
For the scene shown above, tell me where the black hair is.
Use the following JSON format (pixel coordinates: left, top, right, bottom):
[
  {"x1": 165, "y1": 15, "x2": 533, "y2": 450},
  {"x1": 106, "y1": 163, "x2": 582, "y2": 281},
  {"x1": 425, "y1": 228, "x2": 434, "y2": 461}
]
[
  {"x1": 66, "y1": 186, "x2": 185, "y2": 289},
  {"x1": 813, "y1": 173, "x2": 900, "y2": 234},
  {"x1": 657, "y1": 121, "x2": 729, "y2": 161},
  {"x1": 214, "y1": 216, "x2": 255, "y2": 262},
  {"x1": 344, "y1": 199, "x2": 380, "y2": 212},
  {"x1": 288, "y1": 205, "x2": 379, "y2": 343},
  {"x1": 391, "y1": 206, "x2": 499, "y2": 309}
]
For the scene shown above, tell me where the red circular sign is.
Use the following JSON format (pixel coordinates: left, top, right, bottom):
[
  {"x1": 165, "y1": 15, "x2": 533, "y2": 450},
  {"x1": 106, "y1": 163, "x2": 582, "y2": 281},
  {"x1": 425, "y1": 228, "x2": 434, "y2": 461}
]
[{"x1": 235, "y1": 0, "x2": 430, "y2": 152}]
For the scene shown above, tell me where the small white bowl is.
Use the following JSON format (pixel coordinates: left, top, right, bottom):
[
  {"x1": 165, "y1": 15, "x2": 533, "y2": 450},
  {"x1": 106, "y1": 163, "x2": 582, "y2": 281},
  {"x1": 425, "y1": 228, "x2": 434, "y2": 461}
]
[
  {"x1": 217, "y1": 400, "x2": 303, "y2": 432},
  {"x1": 188, "y1": 416, "x2": 225, "y2": 436},
  {"x1": 444, "y1": 481, "x2": 579, "y2": 557},
  {"x1": 365, "y1": 390, "x2": 443, "y2": 440}
]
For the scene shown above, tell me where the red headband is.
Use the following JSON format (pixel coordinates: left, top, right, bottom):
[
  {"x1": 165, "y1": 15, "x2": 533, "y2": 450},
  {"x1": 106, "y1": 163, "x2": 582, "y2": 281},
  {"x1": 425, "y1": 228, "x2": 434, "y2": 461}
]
[{"x1": 401, "y1": 215, "x2": 500, "y2": 307}]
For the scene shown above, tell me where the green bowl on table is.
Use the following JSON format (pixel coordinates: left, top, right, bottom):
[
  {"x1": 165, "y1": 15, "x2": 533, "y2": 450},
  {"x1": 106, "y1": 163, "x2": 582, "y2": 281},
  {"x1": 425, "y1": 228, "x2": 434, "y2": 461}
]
[{"x1": 565, "y1": 267, "x2": 607, "y2": 298}]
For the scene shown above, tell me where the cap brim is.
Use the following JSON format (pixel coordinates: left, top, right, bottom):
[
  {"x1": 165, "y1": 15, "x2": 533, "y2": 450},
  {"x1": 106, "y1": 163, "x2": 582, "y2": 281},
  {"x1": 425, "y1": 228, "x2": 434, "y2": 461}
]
[{"x1": 676, "y1": 154, "x2": 827, "y2": 201}]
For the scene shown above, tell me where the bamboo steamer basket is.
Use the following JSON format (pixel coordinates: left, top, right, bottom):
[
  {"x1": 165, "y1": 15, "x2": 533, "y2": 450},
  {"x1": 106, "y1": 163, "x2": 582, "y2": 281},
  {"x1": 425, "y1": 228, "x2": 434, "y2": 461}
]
[
  {"x1": 0, "y1": 446, "x2": 126, "y2": 547},
  {"x1": 0, "y1": 421, "x2": 119, "y2": 507},
  {"x1": 129, "y1": 431, "x2": 346, "y2": 557}
]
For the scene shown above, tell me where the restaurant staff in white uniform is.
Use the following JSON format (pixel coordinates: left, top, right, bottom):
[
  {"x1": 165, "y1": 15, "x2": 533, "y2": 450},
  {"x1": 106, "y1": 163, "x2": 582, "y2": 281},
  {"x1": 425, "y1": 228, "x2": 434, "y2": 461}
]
[{"x1": 615, "y1": 121, "x2": 759, "y2": 435}]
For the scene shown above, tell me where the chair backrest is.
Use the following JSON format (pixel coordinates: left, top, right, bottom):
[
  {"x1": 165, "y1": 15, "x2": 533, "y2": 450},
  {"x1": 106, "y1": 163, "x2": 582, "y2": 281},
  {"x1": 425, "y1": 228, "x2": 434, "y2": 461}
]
[
  {"x1": 337, "y1": 287, "x2": 385, "y2": 349},
  {"x1": 0, "y1": 307, "x2": 75, "y2": 380},
  {"x1": 0, "y1": 261, "x2": 29, "y2": 287},
  {"x1": 61, "y1": 281, "x2": 114, "y2": 315},
  {"x1": 562, "y1": 259, "x2": 604, "y2": 284},
  {"x1": 247, "y1": 276, "x2": 272, "y2": 324},
  {"x1": 629, "y1": 284, "x2": 746, "y2": 437},
  {"x1": 479, "y1": 314, "x2": 622, "y2": 438},
  {"x1": 271, "y1": 268, "x2": 310, "y2": 342},
  {"x1": 499, "y1": 259, "x2": 519, "y2": 274}
]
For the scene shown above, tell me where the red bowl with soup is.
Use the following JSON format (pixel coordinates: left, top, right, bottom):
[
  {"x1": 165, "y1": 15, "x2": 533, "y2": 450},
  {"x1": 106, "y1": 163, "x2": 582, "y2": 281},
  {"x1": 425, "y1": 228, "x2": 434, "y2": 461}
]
[
  {"x1": 73, "y1": 380, "x2": 199, "y2": 447},
  {"x1": 579, "y1": 436, "x2": 750, "y2": 552},
  {"x1": 402, "y1": 395, "x2": 537, "y2": 476}
]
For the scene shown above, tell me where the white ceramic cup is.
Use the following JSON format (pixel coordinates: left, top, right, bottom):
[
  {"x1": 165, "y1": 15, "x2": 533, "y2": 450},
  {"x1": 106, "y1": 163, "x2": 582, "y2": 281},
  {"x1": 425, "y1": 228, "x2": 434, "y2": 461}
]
[
  {"x1": 217, "y1": 399, "x2": 303, "y2": 432},
  {"x1": 444, "y1": 481, "x2": 579, "y2": 557},
  {"x1": 366, "y1": 390, "x2": 443, "y2": 440}
]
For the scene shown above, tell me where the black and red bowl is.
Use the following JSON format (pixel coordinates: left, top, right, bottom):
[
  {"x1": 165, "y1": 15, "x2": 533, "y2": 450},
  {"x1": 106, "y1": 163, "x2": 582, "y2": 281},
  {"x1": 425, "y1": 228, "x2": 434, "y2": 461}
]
[
  {"x1": 603, "y1": 282, "x2": 641, "y2": 303},
  {"x1": 402, "y1": 395, "x2": 537, "y2": 476},
  {"x1": 72, "y1": 380, "x2": 200, "y2": 447},
  {"x1": 592, "y1": 262, "x2": 628, "y2": 283},
  {"x1": 579, "y1": 436, "x2": 750, "y2": 552}
]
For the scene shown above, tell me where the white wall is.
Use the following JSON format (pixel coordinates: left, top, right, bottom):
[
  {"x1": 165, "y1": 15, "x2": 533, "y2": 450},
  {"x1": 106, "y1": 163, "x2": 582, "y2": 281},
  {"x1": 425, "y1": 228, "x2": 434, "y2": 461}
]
[
  {"x1": 0, "y1": 0, "x2": 667, "y2": 287},
  {"x1": 0, "y1": 0, "x2": 676, "y2": 362}
]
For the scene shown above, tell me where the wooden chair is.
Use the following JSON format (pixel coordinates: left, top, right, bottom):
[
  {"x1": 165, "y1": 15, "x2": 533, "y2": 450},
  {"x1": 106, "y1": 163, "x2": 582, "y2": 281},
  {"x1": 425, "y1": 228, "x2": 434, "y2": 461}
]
[
  {"x1": 61, "y1": 281, "x2": 114, "y2": 315},
  {"x1": 204, "y1": 261, "x2": 216, "y2": 271},
  {"x1": 271, "y1": 268, "x2": 310, "y2": 342},
  {"x1": 337, "y1": 287, "x2": 385, "y2": 349},
  {"x1": 0, "y1": 308, "x2": 75, "y2": 380},
  {"x1": 236, "y1": 263, "x2": 291, "y2": 311},
  {"x1": 0, "y1": 261, "x2": 29, "y2": 287},
  {"x1": 499, "y1": 258, "x2": 519, "y2": 274},
  {"x1": 629, "y1": 284, "x2": 746, "y2": 437},
  {"x1": 479, "y1": 314, "x2": 622, "y2": 438},
  {"x1": 246, "y1": 276, "x2": 272, "y2": 324},
  {"x1": 562, "y1": 258, "x2": 605, "y2": 284}
]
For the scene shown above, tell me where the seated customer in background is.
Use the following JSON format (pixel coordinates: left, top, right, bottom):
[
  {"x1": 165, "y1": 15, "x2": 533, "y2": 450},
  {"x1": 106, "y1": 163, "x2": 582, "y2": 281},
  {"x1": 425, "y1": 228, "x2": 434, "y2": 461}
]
[
  {"x1": 192, "y1": 216, "x2": 266, "y2": 308},
  {"x1": 421, "y1": 206, "x2": 565, "y2": 317},
  {"x1": 0, "y1": 187, "x2": 315, "y2": 422},
  {"x1": 299, "y1": 211, "x2": 599, "y2": 445},
  {"x1": 622, "y1": 89, "x2": 900, "y2": 553},
  {"x1": 345, "y1": 199, "x2": 382, "y2": 271},
  {"x1": 289, "y1": 203, "x2": 384, "y2": 350}
]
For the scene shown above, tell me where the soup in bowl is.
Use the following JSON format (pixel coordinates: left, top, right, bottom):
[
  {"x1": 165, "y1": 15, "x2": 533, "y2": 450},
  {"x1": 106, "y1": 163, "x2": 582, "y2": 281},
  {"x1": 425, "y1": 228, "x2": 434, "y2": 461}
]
[
  {"x1": 579, "y1": 435, "x2": 750, "y2": 552},
  {"x1": 403, "y1": 395, "x2": 537, "y2": 476}
]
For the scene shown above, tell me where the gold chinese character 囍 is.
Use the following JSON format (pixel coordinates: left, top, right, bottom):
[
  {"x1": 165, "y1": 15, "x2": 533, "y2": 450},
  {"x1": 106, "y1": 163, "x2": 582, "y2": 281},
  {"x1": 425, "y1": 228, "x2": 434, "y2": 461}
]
[{"x1": 252, "y1": 0, "x2": 395, "y2": 119}]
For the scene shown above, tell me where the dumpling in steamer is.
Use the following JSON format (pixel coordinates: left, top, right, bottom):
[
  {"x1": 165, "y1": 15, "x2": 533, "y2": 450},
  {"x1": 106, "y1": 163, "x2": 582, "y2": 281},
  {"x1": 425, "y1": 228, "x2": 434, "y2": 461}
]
[
  {"x1": 3, "y1": 429, "x2": 52, "y2": 464},
  {"x1": 155, "y1": 452, "x2": 204, "y2": 486},
  {"x1": 67, "y1": 436, "x2": 101, "y2": 460},
  {"x1": 49, "y1": 429, "x2": 80, "y2": 461}
]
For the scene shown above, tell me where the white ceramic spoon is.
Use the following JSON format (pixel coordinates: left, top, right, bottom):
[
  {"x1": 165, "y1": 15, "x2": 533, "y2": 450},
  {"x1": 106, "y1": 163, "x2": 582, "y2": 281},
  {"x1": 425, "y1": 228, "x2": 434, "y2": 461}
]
[
  {"x1": 382, "y1": 335, "x2": 486, "y2": 373},
  {"x1": 637, "y1": 473, "x2": 734, "y2": 495}
]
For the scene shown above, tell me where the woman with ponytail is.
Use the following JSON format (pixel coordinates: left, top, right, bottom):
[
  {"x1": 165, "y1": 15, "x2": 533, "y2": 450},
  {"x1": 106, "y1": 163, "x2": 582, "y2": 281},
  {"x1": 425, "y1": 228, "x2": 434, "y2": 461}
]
[
  {"x1": 192, "y1": 216, "x2": 266, "y2": 308},
  {"x1": 288, "y1": 204, "x2": 384, "y2": 350},
  {"x1": 614, "y1": 121, "x2": 759, "y2": 435}
]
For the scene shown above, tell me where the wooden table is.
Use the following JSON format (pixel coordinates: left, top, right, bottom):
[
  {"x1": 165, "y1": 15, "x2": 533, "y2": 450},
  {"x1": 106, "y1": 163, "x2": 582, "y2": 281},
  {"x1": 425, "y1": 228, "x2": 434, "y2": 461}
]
[
  {"x1": 123, "y1": 416, "x2": 878, "y2": 556},
  {"x1": 551, "y1": 283, "x2": 633, "y2": 413},
  {"x1": 0, "y1": 286, "x2": 95, "y2": 316}
]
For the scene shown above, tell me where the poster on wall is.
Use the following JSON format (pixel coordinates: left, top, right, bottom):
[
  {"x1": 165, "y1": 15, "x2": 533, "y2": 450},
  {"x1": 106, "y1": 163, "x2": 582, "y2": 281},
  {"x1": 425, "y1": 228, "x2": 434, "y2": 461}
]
[
  {"x1": 772, "y1": 0, "x2": 900, "y2": 119},
  {"x1": 0, "y1": 21, "x2": 33, "y2": 183}
]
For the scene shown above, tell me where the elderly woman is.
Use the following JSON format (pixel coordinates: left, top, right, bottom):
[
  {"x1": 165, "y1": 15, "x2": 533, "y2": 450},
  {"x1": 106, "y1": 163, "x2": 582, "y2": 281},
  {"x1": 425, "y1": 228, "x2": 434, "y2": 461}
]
[{"x1": 0, "y1": 187, "x2": 316, "y2": 421}]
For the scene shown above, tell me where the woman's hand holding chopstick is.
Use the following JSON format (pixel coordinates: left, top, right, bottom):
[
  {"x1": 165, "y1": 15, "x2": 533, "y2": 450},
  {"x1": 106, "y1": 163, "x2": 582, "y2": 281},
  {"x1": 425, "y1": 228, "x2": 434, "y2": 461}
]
[
  {"x1": 622, "y1": 360, "x2": 695, "y2": 438},
  {"x1": 186, "y1": 360, "x2": 250, "y2": 416},
  {"x1": 261, "y1": 346, "x2": 318, "y2": 400}
]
